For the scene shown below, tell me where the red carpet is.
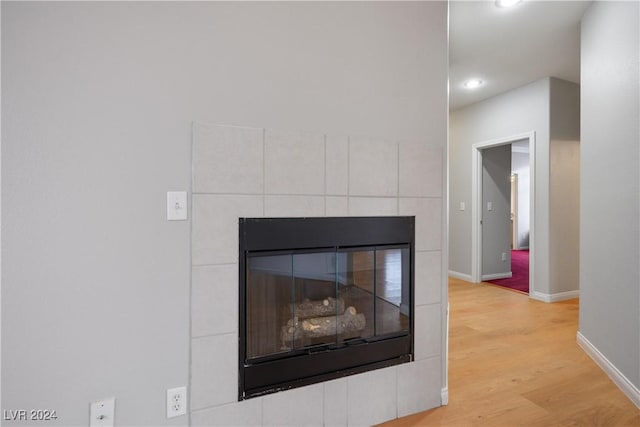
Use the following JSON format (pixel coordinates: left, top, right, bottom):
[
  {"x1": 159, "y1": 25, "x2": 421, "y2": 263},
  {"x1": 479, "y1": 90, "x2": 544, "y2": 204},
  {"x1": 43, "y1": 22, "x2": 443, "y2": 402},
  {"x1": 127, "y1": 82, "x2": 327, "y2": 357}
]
[{"x1": 487, "y1": 250, "x2": 529, "y2": 293}]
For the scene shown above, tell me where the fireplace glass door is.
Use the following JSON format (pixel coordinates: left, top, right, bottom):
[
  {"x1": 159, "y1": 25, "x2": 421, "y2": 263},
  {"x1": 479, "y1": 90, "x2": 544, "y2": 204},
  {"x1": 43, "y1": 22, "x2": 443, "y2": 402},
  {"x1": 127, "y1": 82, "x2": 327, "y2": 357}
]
[
  {"x1": 246, "y1": 246, "x2": 410, "y2": 361},
  {"x1": 239, "y1": 216, "x2": 414, "y2": 399}
]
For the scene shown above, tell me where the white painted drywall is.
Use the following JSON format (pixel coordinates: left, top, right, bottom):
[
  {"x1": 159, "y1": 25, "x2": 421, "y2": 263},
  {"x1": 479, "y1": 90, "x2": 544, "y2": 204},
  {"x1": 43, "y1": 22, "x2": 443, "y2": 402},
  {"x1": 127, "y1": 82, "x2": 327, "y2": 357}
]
[
  {"x1": 580, "y1": 0, "x2": 639, "y2": 390},
  {"x1": 549, "y1": 78, "x2": 580, "y2": 294},
  {"x1": 1, "y1": 1, "x2": 448, "y2": 425}
]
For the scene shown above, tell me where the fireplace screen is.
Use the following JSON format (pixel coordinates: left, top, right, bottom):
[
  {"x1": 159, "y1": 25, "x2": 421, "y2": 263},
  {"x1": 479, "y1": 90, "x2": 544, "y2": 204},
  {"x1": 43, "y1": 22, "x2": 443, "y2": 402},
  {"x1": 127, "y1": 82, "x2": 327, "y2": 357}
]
[
  {"x1": 239, "y1": 217, "x2": 414, "y2": 399},
  {"x1": 246, "y1": 247, "x2": 409, "y2": 359}
]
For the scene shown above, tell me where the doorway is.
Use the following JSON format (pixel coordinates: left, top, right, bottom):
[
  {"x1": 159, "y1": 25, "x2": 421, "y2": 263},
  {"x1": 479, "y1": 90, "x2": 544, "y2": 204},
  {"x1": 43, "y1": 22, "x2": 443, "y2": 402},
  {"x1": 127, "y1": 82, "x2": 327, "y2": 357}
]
[{"x1": 471, "y1": 132, "x2": 535, "y2": 295}]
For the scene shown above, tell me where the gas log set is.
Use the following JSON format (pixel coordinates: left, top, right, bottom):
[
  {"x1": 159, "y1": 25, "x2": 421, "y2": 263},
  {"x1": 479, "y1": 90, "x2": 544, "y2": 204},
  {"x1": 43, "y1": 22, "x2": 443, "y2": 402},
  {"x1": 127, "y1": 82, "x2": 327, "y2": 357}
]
[{"x1": 281, "y1": 298, "x2": 366, "y2": 347}]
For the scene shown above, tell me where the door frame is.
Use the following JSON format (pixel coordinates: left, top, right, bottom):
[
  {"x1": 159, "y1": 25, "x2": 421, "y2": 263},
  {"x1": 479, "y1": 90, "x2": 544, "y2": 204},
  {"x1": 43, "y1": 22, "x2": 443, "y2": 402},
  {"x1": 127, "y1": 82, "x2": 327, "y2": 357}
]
[
  {"x1": 511, "y1": 173, "x2": 519, "y2": 250},
  {"x1": 471, "y1": 131, "x2": 535, "y2": 295}
]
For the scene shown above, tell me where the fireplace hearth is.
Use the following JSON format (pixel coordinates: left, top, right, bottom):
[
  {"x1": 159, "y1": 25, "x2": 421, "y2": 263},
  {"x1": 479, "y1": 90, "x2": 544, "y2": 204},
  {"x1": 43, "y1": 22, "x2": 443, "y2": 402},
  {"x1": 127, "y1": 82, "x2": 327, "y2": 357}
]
[{"x1": 239, "y1": 216, "x2": 415, "y2": 399}]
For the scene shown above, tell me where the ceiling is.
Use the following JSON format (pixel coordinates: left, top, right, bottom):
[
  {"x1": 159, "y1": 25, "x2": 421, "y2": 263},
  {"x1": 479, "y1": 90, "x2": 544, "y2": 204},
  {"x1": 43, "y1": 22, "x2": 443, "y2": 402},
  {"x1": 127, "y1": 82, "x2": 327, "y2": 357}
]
[{"x1": 449, "y1": 0, "x2": 592, "y2": 111}]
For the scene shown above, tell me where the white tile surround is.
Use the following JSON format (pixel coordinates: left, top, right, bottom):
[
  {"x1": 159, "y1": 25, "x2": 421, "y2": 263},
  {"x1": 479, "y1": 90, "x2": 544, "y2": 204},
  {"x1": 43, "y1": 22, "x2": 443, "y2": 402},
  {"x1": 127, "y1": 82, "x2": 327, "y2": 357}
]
[{"x1": 191, "y1": 122, "x2": 444, "y2": 426}]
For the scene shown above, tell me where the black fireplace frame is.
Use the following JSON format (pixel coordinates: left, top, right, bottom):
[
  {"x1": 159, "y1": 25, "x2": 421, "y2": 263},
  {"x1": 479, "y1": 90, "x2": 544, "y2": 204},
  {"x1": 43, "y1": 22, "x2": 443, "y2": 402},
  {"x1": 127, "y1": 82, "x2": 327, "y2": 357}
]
[{"x1": 238, "y1": 216, "x2": 415, "y2": 400}]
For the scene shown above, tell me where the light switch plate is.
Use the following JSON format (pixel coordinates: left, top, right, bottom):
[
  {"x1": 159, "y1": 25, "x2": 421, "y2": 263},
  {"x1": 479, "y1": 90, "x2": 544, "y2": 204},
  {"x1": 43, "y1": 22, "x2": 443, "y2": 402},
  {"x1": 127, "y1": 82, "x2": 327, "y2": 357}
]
[
  {"x1": 90, "y1": 398, "x2": 115, "y2": 427},
  {"x1": 167, "y1": 191, "x2": 188, "y2": 220}
]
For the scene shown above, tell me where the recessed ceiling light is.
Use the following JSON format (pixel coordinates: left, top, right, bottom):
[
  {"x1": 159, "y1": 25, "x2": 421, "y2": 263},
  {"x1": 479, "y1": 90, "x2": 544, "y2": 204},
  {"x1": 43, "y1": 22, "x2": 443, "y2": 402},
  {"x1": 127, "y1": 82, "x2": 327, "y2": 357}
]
[
  {"x1": 495, "y1": 0, "x2": 522, "y2": 8},
  {"x1": 463, "y1": 79, "x2": 484, "y2": 89}
]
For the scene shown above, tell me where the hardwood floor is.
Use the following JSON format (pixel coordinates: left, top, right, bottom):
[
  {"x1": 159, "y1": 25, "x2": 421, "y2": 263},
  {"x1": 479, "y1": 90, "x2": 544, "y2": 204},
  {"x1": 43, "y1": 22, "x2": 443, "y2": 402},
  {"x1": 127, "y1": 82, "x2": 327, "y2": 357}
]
[{"x1": 380, "y1": 278, "x2": 640, "y2": 427}]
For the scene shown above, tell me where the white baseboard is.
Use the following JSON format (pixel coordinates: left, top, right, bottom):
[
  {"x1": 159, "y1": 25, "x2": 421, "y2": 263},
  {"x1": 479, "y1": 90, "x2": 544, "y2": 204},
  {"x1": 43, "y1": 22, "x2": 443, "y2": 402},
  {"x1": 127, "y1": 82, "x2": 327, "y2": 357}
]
[
  {"x1": 530, "y1": 290, "x2": 579, "y2": 303},
  {"x1": 577, "y1": 331, "x2": 640, "y2": 408},
  {"x1": 529, "y1": 291, "x2": 549, "y2": 302},
  {"x1": 481, "y1": 272, "x2": 512, "y2": 281},
  {"x1": 440, "y1": 387, "x2": 449, "y2": 406},
  {"x1": 448, "y1": 270, "x2": 473, "y2": 282}
]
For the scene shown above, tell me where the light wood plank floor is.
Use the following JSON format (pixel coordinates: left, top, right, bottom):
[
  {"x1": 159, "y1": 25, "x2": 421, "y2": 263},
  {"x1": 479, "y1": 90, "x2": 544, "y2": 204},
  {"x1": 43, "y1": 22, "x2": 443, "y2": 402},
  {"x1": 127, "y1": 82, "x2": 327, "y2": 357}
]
[{"x1": 380, "y1": 278, "x2": 640, "y2": 427}]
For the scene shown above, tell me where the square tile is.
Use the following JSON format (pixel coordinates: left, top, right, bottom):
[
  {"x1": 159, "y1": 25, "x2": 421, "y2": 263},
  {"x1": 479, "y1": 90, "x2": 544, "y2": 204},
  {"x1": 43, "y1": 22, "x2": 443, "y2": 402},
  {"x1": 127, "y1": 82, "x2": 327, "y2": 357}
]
[
  {"x1": 347, "y1": 366, "x2": 397, "y2": 426},
  {"x1": 349, "y1": 137, "x2": 398, "y2": 197},
  {"x1": 397, "y1": 357, "x2": 442, "y2": 417},
  {"x1": 326, "y1": 134, "x2": 349, "y2": 195},
  {"x1": 265, "y1": 129, "x2": 325, "y2": 195},
  {"x1": 415, "y1": 251, "x2": 442, "y2": 306},
  {"x1": 348, "y1": 197, "x2": 397, "y2": 217},
  {"x1": 414, "y1": 303, "x2": 442, "y2": 360},
  {"x1": 263, "y1": 383, "x2": 324, "y2": 427},
  {"x1": 192, "y1": 264, "x2": 238, "y2": 337},
  {"x1": 326, "y1": 196, "x2": 348, "y2": 216},
  {"x1": 191, "y1": 334, "x2": 237, "y2": 410},
  {"x1": 193, "y1": 123, "x2": 264, "y2": 194},
  {"x1": 264, "y1": 195, "x2": 325, "y2": 217},
  {"x1": 191, "y1": 398, "x2": 262, "y2": 427},
  {"x1": 192, "y1": 195, "x2": 263, "y2": 265},
  {"x1": 399, "y1": 142, "x2": 443, "y2": 197},
  {"x1": 324, "y1": 379, "x2": 347, "y2": 427},
  {"x1": 399, "y1": 198, "x2": 442, "y2": 251}
]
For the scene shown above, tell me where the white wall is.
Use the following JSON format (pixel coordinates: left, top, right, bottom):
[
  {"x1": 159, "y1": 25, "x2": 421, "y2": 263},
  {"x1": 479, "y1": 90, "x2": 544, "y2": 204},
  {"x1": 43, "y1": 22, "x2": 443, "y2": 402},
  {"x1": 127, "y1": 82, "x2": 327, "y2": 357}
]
[
  {"x1": 579, "y1": 0, "x2": 639, "y2": 394},
  {"x1": 1, "y1": 2, "x2": 448, "y2": 425},
  {"x1": 449, "y1": 78, "x2": 550, "y2": 290},
  {"x1": 549, "y1": 78, "x2": 580, "y2": 295}
]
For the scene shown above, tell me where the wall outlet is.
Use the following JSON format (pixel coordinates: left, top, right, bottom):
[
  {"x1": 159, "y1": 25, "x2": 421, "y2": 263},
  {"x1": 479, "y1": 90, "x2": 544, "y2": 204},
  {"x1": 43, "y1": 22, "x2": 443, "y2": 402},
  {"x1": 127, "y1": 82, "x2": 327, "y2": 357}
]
[
  {"x1": 166, "y1": 386, "x2": 187, "y2": 418},
  {"x1": 90, "y1": 398, "x2": 115, "y2": 427},
  {"x1": 501, "y1": 252, "x2": 507, "y2": 261}
]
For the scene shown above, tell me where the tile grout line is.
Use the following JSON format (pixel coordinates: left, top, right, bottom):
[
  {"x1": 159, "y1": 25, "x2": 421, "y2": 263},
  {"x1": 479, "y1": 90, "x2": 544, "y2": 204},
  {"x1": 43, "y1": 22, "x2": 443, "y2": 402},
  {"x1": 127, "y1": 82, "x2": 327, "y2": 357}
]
[
  {"x1": 321, "y1": 383, "x2": 325, "y2": 426},
  {"x1": 397, "y1": 141, "x2": 401, "y2": 216},
  {"x1": 262, "y1": 128, "x2": 266, "y2": 217},
  {"x1": 345, "y1": 377, "x2": 350, "y2": 426},
  {"x1": 324, "y1": 134, "x2": 327, "y2": 217},
  {"x1": 396, "y1": 365, "x2": 399, "y2": 419},
  {"x1": 188, "y1": 121, "x2": 196, "y2": 425},
  {"x1": 192, "y1": 260, "x2": 238, "y2": 267},
  {"x1": 192, "y1": 331, "x2": 239, "y2": 340},
  {"x1": 347, "y1": 136, "x2": 351, "y2": 215},
  {"x1": 193, "y1": 191, "x2": 442, "y2": 199},
  {"x1": 261, "y1": 395, "x2": 264, "y2": 425}
]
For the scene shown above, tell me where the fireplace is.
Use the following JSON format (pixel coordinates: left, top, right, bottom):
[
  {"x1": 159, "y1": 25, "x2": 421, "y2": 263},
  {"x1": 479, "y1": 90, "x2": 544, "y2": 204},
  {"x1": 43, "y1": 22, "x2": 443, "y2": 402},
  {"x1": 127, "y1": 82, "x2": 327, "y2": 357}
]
[{"x1": 239, "y1": 216, "x2": 415, "y2": 399}]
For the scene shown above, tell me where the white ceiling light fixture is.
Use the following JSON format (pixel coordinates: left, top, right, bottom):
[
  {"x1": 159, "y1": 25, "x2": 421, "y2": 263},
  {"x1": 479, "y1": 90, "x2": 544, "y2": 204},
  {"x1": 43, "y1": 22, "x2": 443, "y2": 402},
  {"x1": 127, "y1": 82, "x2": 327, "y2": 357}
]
[
  {"x1": 463, "y1": 78, "x2": 484, "y2": 89},
  {"x1": 495, "y1": 0, "x2": 522, "y2": 8}
]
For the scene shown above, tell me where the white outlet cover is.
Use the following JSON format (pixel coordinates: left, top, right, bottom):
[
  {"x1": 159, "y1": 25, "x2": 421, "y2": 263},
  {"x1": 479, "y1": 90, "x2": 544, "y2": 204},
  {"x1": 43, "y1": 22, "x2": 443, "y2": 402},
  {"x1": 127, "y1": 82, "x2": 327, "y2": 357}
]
[
  {"x1": 90, "y1": 398, "x2": 115, "y2": 427},
  {"x1": 167, "y1": 386, "x2": 187, "y2": 418}
]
